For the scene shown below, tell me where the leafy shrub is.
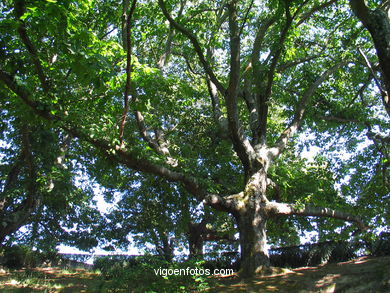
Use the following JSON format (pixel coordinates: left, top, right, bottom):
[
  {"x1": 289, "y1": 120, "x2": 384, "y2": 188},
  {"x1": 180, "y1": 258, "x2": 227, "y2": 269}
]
[
  {"x1": 0, "y1": 245, "x2": 25, "y2": 269},
  {"x1": 203, "y1": 252, "x2": 240, "y2": 271},
  {"x1": 328, "y1": 242, "x2": 356, "y2": 262},
  {"x1": 0, "y1": 246, "x2": 60, "y2": 269},
  {"x1": 269, "y1": 241, "x2": 359, "y2": 268},
  {"x1": 95, "y1": 256, "x2": 213, "y2": 292},
  {"x1": 0, "y1": 245, "x2": 42, "y2": 269},
  {"x1": 94, "y1": 255, "x2": 141, "y2": 278},
  {"x1": 372, "y1": 232, "x2": 390, "y2": 256}
]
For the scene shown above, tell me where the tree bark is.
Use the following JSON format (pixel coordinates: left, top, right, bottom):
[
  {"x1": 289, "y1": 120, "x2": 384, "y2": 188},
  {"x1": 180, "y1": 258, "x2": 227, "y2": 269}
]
[
  {"x1": 232, "y1": 169, "x2": 271, "y2": 276},
  {"x1": 0, "y1": 128, "x2": 40, "y2": 245},
  {"x1": 236, "y1": 209, "x2": 270, "y2": 277},
  {"x1": 349, "y1": 0, "x2": 390, "y2": 115},
  {"x1": 157, "y1": 232, "x2": 174, "y2": 262},
  {"x1": 188, "y1": 221, "x2": 206, "y2": 258}
]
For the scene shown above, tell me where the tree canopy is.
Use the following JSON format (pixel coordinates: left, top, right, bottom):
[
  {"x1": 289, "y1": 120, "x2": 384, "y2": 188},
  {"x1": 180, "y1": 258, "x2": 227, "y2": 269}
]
[{"x1": 0, "y1": 0, "x2": 389, "y2": 277}]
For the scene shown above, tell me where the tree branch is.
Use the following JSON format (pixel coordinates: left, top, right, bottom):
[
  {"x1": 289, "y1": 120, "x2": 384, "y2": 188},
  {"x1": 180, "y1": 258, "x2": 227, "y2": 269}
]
[
  {"x1": 358, "y1": 47, "x2": 387, "y2": 98},
  {"x1": 0, "y1": 70, "x2": 56, "y2": 120},
  {"x1": 320, "y1": 115, "x2": 362, "y2": 124},
  {"x1": 0, "y1": 69, "x2": 212, "y2": 205},
  {"x1": 250, "y1": 16, "x2": 276, "y2": 144},
  {"x1": 129, "y1": 84, "x2": 177, "y2": 165},
  {"x1": 255, "y1": 3, "x2": 293, "y2": 145},
  {"x1": 157, "y1": 1, "x2": 185, "y2": 69},
  {"x1": 223, "y1": 1, "x2": 256, "y2": 173},
  {"x1": 367, "y1": 130, "x2": 390, "y2": 144},
  {"x1": 242, "y1": 68, "x2": 259, "y2": 141},
  {"x1": 266, "y1": 202, "x2": 368, "y2": 231},
  {"x1": 264, "y1": 1, "x2": 293, "y2": 99},
  {"x1": 277, "y1": 54, "x2": 323, "y2": 73},
  {"x1": 157, "y1": 24, "x2": 175, "y2": 69},
  {"x1": 350, "y1": 0, "x2": 390, "y2": 111},
  {"x1": 296, "y1": 0, "x2": 338, "y2": 27},
  {"x1": 204, "y1": 9, "x2": 229, "y2": 139},
  {"x1": 14, "y1": 0, "x2": 50, "y2": 93},
  {"x1": 207, "y1": 75, "x2": 229, "y2": 139},
  {"x1": 269, "y1": 61, "x2": 347, "y2": 159},
  {"x1": 239, "y1": 0, "x2": 254, "y2": 36},
  {"x1": 0, "y1": 126, "x2": 41, "y2": 244},
  {"x1": 251, "y1": 17, "x2": 276, "y2": 66},
  {"x1": 203, "y1": 192, "x2": 241, "y2": 213},
  {"x1": 119, "y1": 0, "x2": 137, "y2": 145},
  {"x1": 1, "y1": 154, "x2": 25, "y2": 203},
  {"x1": 158, "y1": 0, "x2": 226, "y2": 95}
]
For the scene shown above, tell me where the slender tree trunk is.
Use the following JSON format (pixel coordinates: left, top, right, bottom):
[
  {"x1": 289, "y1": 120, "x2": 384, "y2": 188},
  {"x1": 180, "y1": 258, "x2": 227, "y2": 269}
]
[
  {"x1": 188, "y1": 222, "x2": 204, "y2": 258},
  {"x1": 159, "y1": 233, "x2": 174, "y2": 262},
  {"x1": 188, "y1": 236, "x2": 204, "y2": 259}
]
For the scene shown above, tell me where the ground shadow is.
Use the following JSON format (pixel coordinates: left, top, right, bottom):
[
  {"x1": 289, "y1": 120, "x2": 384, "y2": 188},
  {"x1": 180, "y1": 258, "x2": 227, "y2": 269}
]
[{"x1": 210, "y1": 256, "x2": 390, "y2": 292}]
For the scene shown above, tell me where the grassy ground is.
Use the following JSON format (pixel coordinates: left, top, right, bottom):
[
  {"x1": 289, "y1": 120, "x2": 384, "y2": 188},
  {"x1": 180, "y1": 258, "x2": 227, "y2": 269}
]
[
  {"x1": 0, "y1": 256, "x2": 389, "y2": 292},
  {"x1": 0, "y1": 267, "x2": 104, "y2": 292},
  {"x1": 210, "y1": 256, "x2": 390, "y2": 293}
]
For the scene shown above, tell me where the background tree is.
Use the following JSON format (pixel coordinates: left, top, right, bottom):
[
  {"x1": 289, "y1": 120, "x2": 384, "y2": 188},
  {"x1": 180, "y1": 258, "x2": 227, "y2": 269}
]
[
  {"x1": 89, "y1": 160, "x2": 237, "y2": 260},
  {"x1": 0, "y1": 106, "x2": 102, "y2": 250}
]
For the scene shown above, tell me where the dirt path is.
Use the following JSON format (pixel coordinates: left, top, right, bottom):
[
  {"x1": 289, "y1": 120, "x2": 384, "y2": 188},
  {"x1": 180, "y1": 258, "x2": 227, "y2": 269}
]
[{"x1": 210, "y1": 256, "x2": 390, "y2": 292}]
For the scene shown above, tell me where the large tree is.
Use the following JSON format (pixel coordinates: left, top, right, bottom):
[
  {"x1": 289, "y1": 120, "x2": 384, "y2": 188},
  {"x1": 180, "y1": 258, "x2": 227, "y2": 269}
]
[{"x1": 1, "y1": 0, "x2": 387, "y2": 276}]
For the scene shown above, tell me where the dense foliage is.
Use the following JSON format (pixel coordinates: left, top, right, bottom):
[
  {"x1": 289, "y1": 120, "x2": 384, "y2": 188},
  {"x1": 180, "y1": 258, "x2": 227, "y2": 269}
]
[{"x1": 1, "y1": 0, "x2": 389, "y2": 277}]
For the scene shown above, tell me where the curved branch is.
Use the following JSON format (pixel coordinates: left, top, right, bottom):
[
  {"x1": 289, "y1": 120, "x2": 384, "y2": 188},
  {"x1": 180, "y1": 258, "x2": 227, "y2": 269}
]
[
  {"x1": 367, "y1": 130, "x2": 390, "y2": 144},
  {"x1": 158, "y1": 0, "x2": 226, "y2": 95},
  {"x1": 296, "y1": 0, "x2": 337, "y2": 27},
  {"x1": 239, "y1": 0, "x2": 254, "y2": 36},
  {"x1": 0, "y1": 126, "x2": 41, "y2": 244},
  {"x1": 266, "y1": 202, "x2": 368, "y2": 231},
  {"x1": 252, "y1": 6, "x2": 291, "y2": 145},
  {"x1": 277, "y1": 54, "x2": 323, "y2": 73},
  {"x1": 203, "y1": 192, "x2": 241, "y2": 213},
  {"x1": 207, "y1": 76, "x2": 229, "y2": 139},
  {"x1": 157, "y1": 24, "x2": 175, "y2": 69},
  {"x1": 358, "y1": 47, "x2": 387, "y2": 99},
  {"x1": 136, "y1": 8, "x2": 180, "y2": 164},
  {"x1": 264, "y1": 3, "x2": 293, "y2": 99},
  {"x1": 14, "y1": 0, "x2": 50, "y2": 93},
  {"x1": 350, "y1": 0, "x2": 390, "y2": 109},
  {"x1": 269, "y1": 61, "x2": 347, "y2": 159},
  {"x1": 250, "y1": 16, "x2": 276, "y2": 143},
  {"x1": 0, "y1": 69, "x2": 209, "y2": 204},
  {"x1": 130, "y1": 86, "x2": 177, "y2": 166}
]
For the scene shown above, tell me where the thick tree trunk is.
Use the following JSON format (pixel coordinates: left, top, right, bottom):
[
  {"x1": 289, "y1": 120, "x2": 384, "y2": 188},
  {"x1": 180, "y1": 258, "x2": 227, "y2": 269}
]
[
  {"x1": 236, "y1": 209, "x2": 270, "y2": 277},
  {"x1": 235, "y1": 169, "x2": 271, "y2": 277}
]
